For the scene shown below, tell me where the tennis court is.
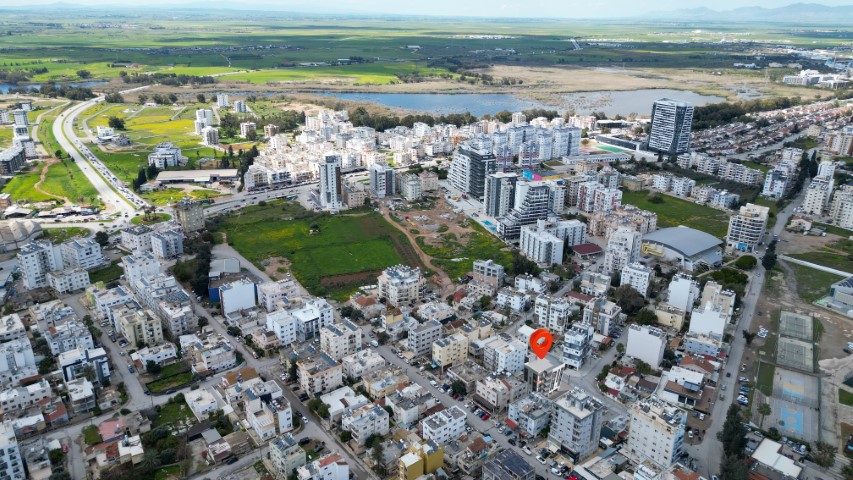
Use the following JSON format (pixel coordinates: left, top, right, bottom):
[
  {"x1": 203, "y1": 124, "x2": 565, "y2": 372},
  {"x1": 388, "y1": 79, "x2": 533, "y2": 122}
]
[
  {"x1": 776, "y1": 337, "x2": 814, "y2": 373},
  {"x1": 779, "y1": 311, "x2": 813, "y2": 341},
  {"x1": 595, "y1": 145, "x2": 627, "y2": 153}
]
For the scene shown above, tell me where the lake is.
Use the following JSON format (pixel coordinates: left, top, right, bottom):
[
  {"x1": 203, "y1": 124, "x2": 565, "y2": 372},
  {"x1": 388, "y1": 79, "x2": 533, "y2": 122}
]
[
  {"x1": 0, "y1": 81, "x2": 108, "y2": 94},
  {"x1": 316, "y1": 88, "x2": 724, "y2": 117}
]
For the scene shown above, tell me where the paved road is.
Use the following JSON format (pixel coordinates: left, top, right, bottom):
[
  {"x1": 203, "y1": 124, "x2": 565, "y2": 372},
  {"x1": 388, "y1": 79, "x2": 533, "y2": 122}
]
[{"x1": 687, "y1": 186, "x2": 806, "y2": 478}]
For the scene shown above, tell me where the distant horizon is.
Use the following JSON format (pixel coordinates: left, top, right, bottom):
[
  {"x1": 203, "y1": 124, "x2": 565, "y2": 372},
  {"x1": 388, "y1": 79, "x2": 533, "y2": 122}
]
[{"x1": 1, "y1": 0, "x2": 853, "y2": 19}]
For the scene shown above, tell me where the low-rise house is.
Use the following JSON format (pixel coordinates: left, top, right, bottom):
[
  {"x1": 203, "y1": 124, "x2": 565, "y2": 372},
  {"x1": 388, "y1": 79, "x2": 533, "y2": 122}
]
[
  {"x1": 66, "y1": 378, "x2": 96, "y2": 414},
  {"x1": 341, "y1": 350, "x2": 386, "y2": 379}
]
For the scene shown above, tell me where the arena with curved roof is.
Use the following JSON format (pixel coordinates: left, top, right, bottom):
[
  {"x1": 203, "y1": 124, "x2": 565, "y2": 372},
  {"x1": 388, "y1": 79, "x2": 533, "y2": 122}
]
[{"x1": 640, "y1": 226, "x2": 723, "y2": 271}]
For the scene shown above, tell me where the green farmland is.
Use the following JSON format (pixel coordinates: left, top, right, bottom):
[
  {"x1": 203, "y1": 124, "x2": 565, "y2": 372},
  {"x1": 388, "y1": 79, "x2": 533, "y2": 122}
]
[
  {"x1": 212, "y1": 200, "x2": 425, "y2": 299},
  {"x1": 224, "y1": 62, "x2": 452, "y2": 85},
  {"x1": 621, "y1": 190, "x2": 731, "y2": 239}
]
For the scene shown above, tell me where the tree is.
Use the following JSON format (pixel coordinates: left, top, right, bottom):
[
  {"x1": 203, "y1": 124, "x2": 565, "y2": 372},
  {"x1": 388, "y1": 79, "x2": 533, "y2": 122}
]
[
  {"x1": 94, "y1": 231, "x2": 109, "y2": 246},
  {"x1": 371, "y1": 440, "x2": 386, "y2": 476},
  {"x1": 742, "y1": 329, "x2": 756, "y2": 345},
  {"x1": 734, "y1": 255, "x2": 757, "y2": 270},
  {"x1": 80, "y1": 365, "x2": 96, "y2": 382},
  {"x1": 108, "y1": 116, "x2": 126, "y2": 130},
  {"x1": 840, "y1": 462, "x2": 853, "y2": 480},
  {"x1": 634, "y1": 359, "x2": 652, "y2": 376},
  {"x1": 812, "y1": 442, "x2": 837, "y2": 468},
  {"x1": 616, "y1": 343, "x2": 625, "y2": 354},
  {"x1": 139, "y1": 452, "x2": 161, "y2": 472},
  {"x1": 451, "y1": 380, "x2": 467, "y2": 396},
  {"x1": 146, "y1": 360, "x2": 162, "y2": 375},
  {"x1": 104, "y1": 92, "x2": 124, "y2": 103},
  {"x1": 757, "y1": 403, "x2": 771, "y2": 429},
  {"x1": 196, "y1": 93, "x2": 206, "y2": 103},
  {"x1": 76, "y1": 69, "x2": 91, "y2": 79},
  {"x1": 478, "y1": 295, "x2": 492, "y2": 310},
  {"x1": 717, "y1": 405, "x2": 747, "y2": 457},
  {"x1": 339, "y1": 430, "x2": 352, "y2": 442},
  {"x1": 615, "y1": 284, "x2": 646, "y2": 315},
  {"x1": 48, "y1": 448, "x2": 64, "y2": 465},
  {"x1": 719, "y1": 453, "x2": 748, "y2": 480},
  {"x1": 54, "y1": 149, "x2": 64, "y2": 159},
  {"x1": 634, "y1": 309, "x2": 658, "y2": 325},
  {"x1": 246, "y1": 129, "x2": 258, "y2": 141}
]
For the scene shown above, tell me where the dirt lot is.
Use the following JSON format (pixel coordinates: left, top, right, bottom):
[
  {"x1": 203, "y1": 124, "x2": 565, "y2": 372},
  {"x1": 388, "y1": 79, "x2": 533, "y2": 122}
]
[{"x1": 775, "y1": 230, "x2": 835, "y2": 255}]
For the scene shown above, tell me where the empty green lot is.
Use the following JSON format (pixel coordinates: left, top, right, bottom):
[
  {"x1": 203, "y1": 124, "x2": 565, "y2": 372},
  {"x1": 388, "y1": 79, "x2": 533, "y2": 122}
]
[
  {"x1": 213, "y1": 200, "x2": 425, "y2": 299},
  {"x1": 621, "y1": 190, "x2": 730, "y2": 239}
]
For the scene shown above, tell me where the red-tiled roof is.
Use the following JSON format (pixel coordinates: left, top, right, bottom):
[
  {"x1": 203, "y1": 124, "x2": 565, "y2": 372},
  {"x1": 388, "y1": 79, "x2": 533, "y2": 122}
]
[
  {"x1": 318, "y1": 454, "x2": 343, "y2": 467},
  {"x1": 567, "y1": 291, "x2": 593, "y2": 303},
  {"x1": 572, "y1": 243, "x2": 603, "y2": 255},
  {"x1": 354, "y1": 296, "x2": 376, "y2": 308},
  {"x1": 452, "y1": 289, "x2": 469, "y2": 303}
]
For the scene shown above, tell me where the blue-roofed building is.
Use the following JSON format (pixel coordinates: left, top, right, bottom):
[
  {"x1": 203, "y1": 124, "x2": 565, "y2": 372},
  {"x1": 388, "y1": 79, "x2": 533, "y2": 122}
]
[
  {"x1": 482, "y1": 448, "x2": 535, "y2": 480},
  {"x1": 828, "y1": 275, "x2": 853, "y2": 314}
]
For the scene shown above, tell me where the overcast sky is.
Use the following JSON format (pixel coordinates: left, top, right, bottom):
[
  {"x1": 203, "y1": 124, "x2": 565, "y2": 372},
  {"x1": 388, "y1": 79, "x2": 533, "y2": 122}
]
[{"x1": 0, "y1": 0, "x2": 849, "y2": 18}]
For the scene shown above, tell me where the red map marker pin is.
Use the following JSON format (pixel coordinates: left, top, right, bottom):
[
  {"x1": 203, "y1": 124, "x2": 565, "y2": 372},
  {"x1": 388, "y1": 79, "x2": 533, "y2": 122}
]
[{"x1": 529, "y1": 328, "x2": 553, "y2": 359}]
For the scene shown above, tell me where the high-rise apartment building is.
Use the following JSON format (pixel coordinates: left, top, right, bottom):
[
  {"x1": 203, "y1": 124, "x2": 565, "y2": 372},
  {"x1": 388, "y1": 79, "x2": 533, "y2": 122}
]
[
  {"x1": 548, "y1": 387, "x2": 605, "y2": 463},
  {"x1": 483, "y1": 172, "x2": 518, "y2": 217},
  {"x1": 648, "y1": 98, "x2": 693, "y2": 156},
  {"x1": 626, "y1": 398, "x2": 686, "y2": 468},
  {"x1": 726, "y1": 203, "x2": 769, "y2": 252},
  {"x1": 318, "y1": 154, "x2": 343, "y2": 211},
  {"x1": 369, "y1": 162, "x2": 396, "y2": 198},
  {"x1": 603, "y1": 227, "x2": 642, "y2": 274},
  {"x1": 449, "y1": 138, "x2": 496, "y2": 200}
]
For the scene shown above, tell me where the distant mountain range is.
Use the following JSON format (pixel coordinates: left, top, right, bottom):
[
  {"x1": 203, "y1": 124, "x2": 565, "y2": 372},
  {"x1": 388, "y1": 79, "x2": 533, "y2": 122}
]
[
  {"x1": 2, "y1": 1, "x2": 853, "y2": 23},
  {"x1": 648, "y1": 3, "x2": 853, "y2": 23}
]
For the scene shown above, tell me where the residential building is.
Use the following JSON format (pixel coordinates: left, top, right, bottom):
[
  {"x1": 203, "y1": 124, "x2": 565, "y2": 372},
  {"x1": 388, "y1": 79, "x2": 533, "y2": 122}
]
[
  {"x1": 533, "y1": 295, "x2": 576, "y2": 334},
  {"x1": 247, "y1": 399, "x2": 278, "y2": 441},
  {"x1": 341, "y1": 404, "x2": 389, "y2": 444},
  {"x1": 626, "y1": 398, "x2": 685, "y2": 467},
  {"x1": 648, "y1": 98, "x2": 693, "y2": 155},
  {"x1": 0, "y1": 421, "x2": 23, "y2": 480},
  {"x1": 296, "y1": 453, "x2": 349, "y2": 480},
  {"x1": 186, "y1": 389, "x2": 218, "y2": 422},
  {"x1": 297, "y1": 353, "x2": 342, "y2": 395},
  {"x1": 121, "y1": 252, "x2": 160, "y2": 284},
  {"x1": 217, "y1": 93, "x2": 229, "y2": 107},
  {"x1": 483, "y1": 172, "x2": 518, "y2": 217},
  {"x1": 449, "y1": 138, "x2": 496, "y2": 200},
  {"x1": 548, "y1": 387, "x2": 605, "y2": 463},
  {"x1": 320, "y1": 386, "x2": 369, "y2": 424},
  {"x1": 318, "y1": 154, "x2": 343, "y2": 211},
  {"x1": 58, "y1": 346, "x2": 110, "y2": 385},
  {"x1": 582, "y1": 297, "x2": 622, "y2": 336},
  {"x1": 201, "y1": 126, "x2": 219, "y2": 146},
  {"x1": 369, "y1": 162, "x2": 396, "y2": 198},
  {"x1": 482, "y1": 449, "x2": 535, "y2": 480},
  {"x1": 562, "y1": 322, "x2": 593, "y2": 370},
  {"x1": 239, "y1": 121, "x2": 256, "y2": 138},
  {"x1": 524, "y1": 356, "x2": 565, "y2": 394},
  {"x1": 195, "y1": 109, "x2": 214, "y2": 129},
  {"x1": 482, "y1": 336, "x2": 527, "y2": 374},
  {"x1": 520, "y1": 223, "x2": 563, "y2": 266},
  {"x1": 130, "y1": 343, "x2": 178, "y2": 372},
  {"x1": 496, "y1": 180, "x2": 550, "y2": 240},
  {"x1": 802, "y1": 178, "x2": 831, "y2": 215},
  {"x1": 173, "y1": 198, "x2": 205, "y2": 233},
  {"x1": 667, "y1": 273, "x2": 699, "y2": 313},
  {"x1": 378, "y1": 265, "x2": 425, "y2": 308},
  {"x1": 831, "y1": 185, "x2": 853, "y2": 230},
  {"x1": 0, "y1": 339, "x2": 36, "y2": 388},
  {"x1": 319, "y1": 320, "x2": 362, "y2": 361},
  {"x1": 408, "y1": 320, "x2": 441, "y2": 357},
  {"x1": 474, "y1": 373, "x2": 530, "y2": 413},
  {"x1": 219, "y1": 277, "x2": 257, "y2": 315},
  {"x1": 495, "y1": 287, "x2": 530, "y2": 313},
  {"x1": 270, "y1": 434, "x2": 307, "y2": 479},
  {"x1": 0, "y1": 379, "x2": 50, "y2": 415},
  {"x1": 150, "y1": 230, "x2": 184, "y2": 259},
  {"x1": 116, "y1": 309, "x2": 164, "y2": 347},
  {"x1": 579, "y1": 271, "x2": 611, "y2": 298},
  {"x1": 762, "y1": 168, "x2": 789, "y2": 198},
  {"x1": 45, "y1": 321, "x2": 94, "y2": 355},
  {"x1": 341, "y1": 349, "x2": 386, "y2": 379},
  {"x1": 726, "y1": 203, "x2": 769, "y2": 253},
  {"x1": 398, "y1": 173, "x2": 422, "y2": 201},
  {"x1": 421, "y1": 405, "x2": 466, "y2": 445},
  {"x1": 682, "y1": 332, "x2": 722, "y2": 357},
  {"x1": 508, "y1": 393, "x2": 553, "y2": 437},
  {"x1": 688, "y1": 302, "x2": 727, "y2": 340},
  {"x1": 147, "y1": 142, "x2": 183, "y2": 168},
  {"x1": 66, "y1": 378, "x2": 96, "y2": 414},
  {"x1": 620, "y1": 262, "x2": 653, "y2": 298},
  {"x1": 626, "y1": 324, "x2": 667, "y2": 367},
  {"x1": 0, "y1": 316, "x2": 24, "y2": 343},
  {"x1": 432, "y1": 333, "x2": 468, "y2": 369},
  {"x1": 603, "y1": 227, "x2": 642, "y2": 274},
  {"x1": 0, "y1": 144, "x2": 25, "y2": 175},
  {"x1": 46, "y1": 268, "x2": 89, "y2": 294},
  {"x1": 472, "y1": 259, "x2": 505, "y2": 291}
]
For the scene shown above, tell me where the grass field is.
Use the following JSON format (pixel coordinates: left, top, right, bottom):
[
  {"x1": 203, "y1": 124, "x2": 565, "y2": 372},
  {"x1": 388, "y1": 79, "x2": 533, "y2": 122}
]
[
  {"x1": 621, "y1": 190, "x2": 730, "y2": 238},
  {"x1": 224, "y1": 63, "x2": 451, "y2": 85},
  {"x1": 214, "y1": 200, "x2": 424, "y2": 299},
  {"x1": 788, "y1": 238, "x2": 853, "y2": 275},
  {"x1": 82, "y1": 425, "x2": 101, "y2": 445},
  {"x1": 147, "y1": 373, "x2": 194, "y2": 395},
  {"x1": 840, "y1": 389, "x2": 853, "y2": 407},
  {"x1": 0, "y1": 127, "x2": 12, "y2": 149},
  {"x1": 84, "y1": 103, "x2": 224, "y2": 184},
  {"x1": 154, "y1": 465, "x2": 183, "y2": 480},
  {"x1": 0, "y1": 165, "x2": 53, "y2": 202},
  {"x1": 131, "y1": 212, "x2": 173, "y2": 225},
  {"x1": 42, "y1": 227, "x2": 89, "y2": 243},
  {"x1": 151, "y1": 400, "x2": 193, "y2": 427},
  {"x1": 415, "y1": 222, "x2": 513, "y2": 281},
  {"x1": 90, "y1": 260, "x2": 123, "y2": 284},
  {"x1": 142, "y1": 188, "x2": 220, "y2": 206},
  {"x1": 756, "y1": 362, "x2": 775, "y2": 396},
  {"x1": 782, "y1": 261, "x2": 845, "y2": 303}
]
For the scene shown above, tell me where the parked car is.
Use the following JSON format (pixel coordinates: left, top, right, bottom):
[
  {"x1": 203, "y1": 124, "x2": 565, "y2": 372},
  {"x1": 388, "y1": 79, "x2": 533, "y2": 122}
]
[{"x1": 225, "y1": 456, "x2": 239, "y2": 465}]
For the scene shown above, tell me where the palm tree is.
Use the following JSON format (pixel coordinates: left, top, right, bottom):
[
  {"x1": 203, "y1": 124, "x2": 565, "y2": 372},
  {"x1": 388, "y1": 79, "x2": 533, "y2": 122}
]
[
  {"x1": 758, "y1": 403, "x2": 772, "y2": 429},
  {"x1": 80, "y1": 365, "x2": 96, "y2": 383},
  {"x1": 139, "y1": 452, "x2": 161, "y2": 472}
]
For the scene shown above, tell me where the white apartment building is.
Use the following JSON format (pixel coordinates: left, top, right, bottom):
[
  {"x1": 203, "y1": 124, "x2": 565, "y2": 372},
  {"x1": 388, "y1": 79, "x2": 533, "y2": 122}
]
[
  {"x1": 186, "y1": 389, "x2": 218, "y2": 422},
  {"x1": 727, "y1": 203, "x2": 769, "y2": 253},
  {"x1": 297, "y1": 453, "x2": 349, "y2": 480},
  {"x1": 421, "y1": 405, "x2": 466, "y2": 445},
  {"x1": 562, "y1": 322, "x2": 594, "y2": 370},
  {"x1": 652, "y1": 174, "x2": 672, "y2": 192},
  {"x1": 831, "y1": 186, "x2": 853, "y2": 230},
  {"x1": 762, "y1": 168, "x2": 789, "y2": 198},
  {"x1": 0, "y1": 378, "x2": 50, "y2": 415},
  {"x1": 195, "y1": 109, "x2": 214, "y2": 129},
  {"x1": 117, "y1": 309, "x2": 164, "y2": 347},
  {"x1": 341, "y1": 404, "x2": 389, "y2": 444},
  {"x1": 533, "y1": 295, "x2": 576, "y2": 334},
  {"x1": 548, "y1": 387, "x2": 605, "y2": 463},
  {"x1": 625, "y1": 324, "x2": 667, "y2": 367},
  {"x1": 297, "y1": 353, "x2": 343, "y2": 395},
  {"x1": 603, "y1": 227, "x2": 641, "y2": 275},
  {"x1": 519, "y1": 224, "x2": 563, "y2": 266},
  {"x1": 582, "y1": 298, "x2": 622, "y2": 337},
  {"x1": 17, "y1": 241, "x2": 64, "y2": 289},
  {"x1": 216, "y1": 93, "x2": 229, "y2": 107},
  {"x1": 147, "y1": 142, "x2": 183, "y2": 169},
  {"x1": 408, "y1": 320, "x2": 442, "y2": 357},
  {"x1": 667, "y1": 273, "x2": 699, "y2": 313},
  {"x1": 620, "y1": 262, "x2": 653, "y2": 298},
  {"x1": 377, "y1": 265, "x2": 425, "y2": 307},
  {"x1": 432, "y1": 333, "x2": 468, "y2": 369},
  {"x1": 319, "y1": 320, "x2": 362, "y2": 361},
  {"x1": 475, "y1": 374, "x2": 530, "y2": 413},
  {"x1": 626, "y1": 399, "x2": 685, "y2": 468},
  {"x1": 47, "y1": 268, "x2": 89, "y2": 294},
  {"x1": 483, "y1": 172, "x2": 518, "y2": 217},
  {"x1": 483, "y1": 336, "x2": 527, "y2": 374},
  {"x1": 472, "y1": 259, "x2": 506, "y2": 291},
  {"x1": 45, "y1": 320, "x2": 94, "y2": 355},
  {"x1": 219, "y1": 278, "x2": 257, "y2": 315},
  {"x1": 318, "y1": 154, "x2": 343, "y2": 211},
  {"x1": 688, "y1": 302, "x2": 727, "y2": 340},
  {"x1": 0, "y1": 421, "x2": 22, "y2": 480},
  {"x1": 0, "y1": 339, "x2": 37, "y2": 387},
  {"x1": 670, "y1": 177, "x2": 696, "y2": 197},
  {"x1": 201, "y1": 126, "x2": 220, "y2": 146},
  {"x1": 369, "y1": 162, "x2": 396, "y2": 198},
  {"x1": 399, "y1": 173, "x2": 422, "y2": 201},
  {"x1": 121, "y1": 225, "x2": 153, "y2": 252},
  {"x1": 341, "y1": 350, "x2": 386, "y2": 379},
  {"x1": 524, "y1": 357, "x2": 565, "y2": 395},
  {"x1": 150, "y1": 230, "x2": 184, "y2": 259},
  {"x1": 239, "y1": 121, "x2": 256, "y2": 138},
  {"x1": 648, "y1": 98, "x2": 693, "y2": 156},
  {"x1": 270, "y1": 435, "x2": 307, "y2": 480},
  {"x1": 131, "y1": 343, "x2": 178, "y2": 371},
  {"x1": 0, "y1": 316, "x2": 24, "y2": 343},
  {"x1": 121, "y1": 252, "x2": 160, "y2": 284},
  {"x1": 592, "y1": 187, "x2": 622, "y2": 214}
]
